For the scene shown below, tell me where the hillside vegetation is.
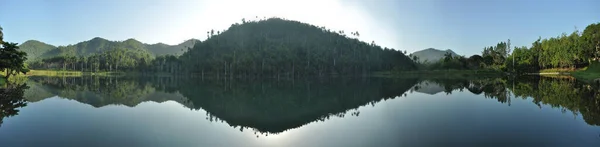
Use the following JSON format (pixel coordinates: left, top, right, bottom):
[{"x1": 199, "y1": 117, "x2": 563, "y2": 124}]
[
  {"x1": 18, "y1": 40, "x2": 56, "y2": 61},
  {"x1": 180, "y1": 18, "x2": 416, "y2": 76},
  {"x1": 21, "y1": 18, "x2": 417, "y2": 76},
  {"x1": 19, "y1": 37, "x2": 199, "y2": 61}
]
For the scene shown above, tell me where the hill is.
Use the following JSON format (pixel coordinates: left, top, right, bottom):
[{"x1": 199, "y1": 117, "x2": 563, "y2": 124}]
[
  {"x1": 180, "y1": 18, "x2": 416, "y2": 76},
  {"x1": 411, "y1": 48, "x2": 459, "y2": 64},
  {"x1": 18, "y1": 40, "x2": 56, "y2": 61},
  {"x1": 146, "y1": 39, "x2": 200, "y2": 56},
  {"x1": 19, "y1": 38, "x2": 198, "y2": 61}
]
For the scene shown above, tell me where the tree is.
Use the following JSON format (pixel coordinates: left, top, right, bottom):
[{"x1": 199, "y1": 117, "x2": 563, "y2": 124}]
[
  {"x1": 467, "y1": 55, "x2": 483, "y2": 69},
  {"x1": 0, "y1": 42, "x2": 29, "y2": 80},
  {"x1": 582, "y1": 23, "x2": 600, "y2": 60},
  {"x1": 0, "y1": 26, "x2": 3, "y2": 44}
]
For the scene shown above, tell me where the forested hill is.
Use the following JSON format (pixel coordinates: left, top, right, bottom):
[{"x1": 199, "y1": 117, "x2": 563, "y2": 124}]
[
  {"x1": 180, "y1": 18, "x2": 416, "y2": 76},
  {"x1": 19, "y1": 40, "x2": 56, "y2": 61},
  {"x1": 19, "y1": 37, "x2": 199, "y2": 61},
  {"x1": 146, "y1": 39, "x2": 199, "y2": 56}
]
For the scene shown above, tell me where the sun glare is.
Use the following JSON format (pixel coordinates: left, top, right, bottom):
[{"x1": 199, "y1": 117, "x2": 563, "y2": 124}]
[{"x1": 168, "y1": 0, "x2": 392, "y2": 48}]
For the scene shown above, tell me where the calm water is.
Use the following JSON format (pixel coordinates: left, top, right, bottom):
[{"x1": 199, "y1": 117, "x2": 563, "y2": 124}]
[{"x1": 1, "y1": 76, "x2": 600, "y2": 147}]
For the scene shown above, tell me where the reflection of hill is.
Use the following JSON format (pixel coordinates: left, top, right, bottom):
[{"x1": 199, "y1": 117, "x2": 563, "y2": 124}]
[
  {"x1": 411, "y1": 81, "x2": 444, "y2": 95},
  {"x1": 24, "y1": 76, "x2": 419, "y2": 134},
  {"x1": 23, "y1": 81, "x2": 54, "y2": 102},
  {"x1": 25, "y1": 76, "x2": 192, "y2": 108},
  {"x1": 179, "y1": 78, "x2": 419, "y2": 133},
  {"x1": 22, "y1": 75, "x2": 600, "y2": 133}
]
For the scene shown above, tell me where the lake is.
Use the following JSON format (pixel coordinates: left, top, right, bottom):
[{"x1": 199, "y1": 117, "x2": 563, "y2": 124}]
[{"x1": 1, "y1": 76, "x2": 599, "y2": 147}]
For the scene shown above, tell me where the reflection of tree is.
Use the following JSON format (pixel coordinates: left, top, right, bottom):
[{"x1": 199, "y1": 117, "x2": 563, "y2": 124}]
[
  {"x1": 430, "y1": 76, "x2": 600, "y2": 126},
  {"x1": 0, "y1": 84, "x2": 29, "y2": 127},
  {"x1": 510, "y1": 77, "x2": 600, "y2": 126},
  {"x1": 178, "y1": 78, "x2": 418, "y2": 134}
]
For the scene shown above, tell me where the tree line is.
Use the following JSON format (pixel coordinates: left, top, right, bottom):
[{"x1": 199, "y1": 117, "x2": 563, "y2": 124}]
[
  {"x1": 29, "y1": 48, "x2": 181, "y2": 73},
  {"x1": 421, "y1": 22, "x2": 600, "y2": 73},
  {"x1": 27, "y1": 18, "x2": 417, "y2": 77},
  {"x1": 508, "y1": 23, "x2": 600, "y2": 72}
]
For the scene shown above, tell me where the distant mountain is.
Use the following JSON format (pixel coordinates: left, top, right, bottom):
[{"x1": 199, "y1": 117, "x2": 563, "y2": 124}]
[
  {"x1": 146, "y1": 39, "x2": 200, "y2": 56},
  {"x1": 19, "y1": 40, "x2": 56, "y2": 61},
  {"x1": 19, "y1": 38, "x2": 199, "y2": 61},
  {"x1": 410, "y1": 48, "x2": 459, "y2": 63}
]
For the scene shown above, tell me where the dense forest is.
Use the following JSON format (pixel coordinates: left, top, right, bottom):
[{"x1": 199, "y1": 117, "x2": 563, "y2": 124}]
[
  {"x1": 22, "y1": 38, "x2": 198, "y2": 73},
  {"x1": 179, "y1": 18, "x2": 416, "y2": 77},
  {"x1": 20, "y1": 37, "x2": 198, "y2": 62},
  {"x1": 18, "y1": 19, "x2": 600, "y2": 76},
  {"x1": 26, "y1": 18, "x2": 417, "y2": 76},
  {"x1": 507, "y1": 23, "x2": 600, "y2": 72},
  {"x1": 425, "y1": 22, "x2": 600, "y2": 73}
]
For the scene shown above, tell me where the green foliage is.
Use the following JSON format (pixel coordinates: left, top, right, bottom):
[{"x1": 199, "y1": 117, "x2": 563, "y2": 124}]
[
  {"x1": 505, "y1": 46, "x2": 538, "y2": 72},
  {"x1": 418, "y1": 21, "x2": 595, "y2": 75},
  {"x1": 146, "y1": 39, "x2": 199, "y2": 56},
  {"x1": 482, "y1": 40, "x2": 510, "y2": 69},
  {"x1": 422, "y1": 54, "x2": 484, "y2": 70},
  {"x1": 30, "y1": 48, "x2": 154, "y2": 72},
  {"x1": 0, "y1": 42, "x2": 30, "y2": 80},
  {"x1": 479, "y1": 22, "x2": 600, "y2": 74},
  {"x1": 572, "y1": 62, "x2": 600, "y2": 82},
  {"x1": 20, "y1": 38, "x2": 198, "y2": 62},
  {"x1": 18, "y1": 40, "x2": 56, "y2": 62},
  {"x1": 0, "y1": 75, "x2": 5, "y2": 85},
  {"x1": 582, "y1": 23, "x2": 600, "y2": 60},
  {"x1": 0, "y1": 26, "x2": 3, "y2": 44},
  {"x1": 180, "y1": 18, "x2": 416, "y2": 76}
]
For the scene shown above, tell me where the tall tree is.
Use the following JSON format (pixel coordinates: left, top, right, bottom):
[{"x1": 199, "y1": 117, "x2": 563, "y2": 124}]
[
  {"x1": 0, "y1": 26, "x2": 3, "y2": 44},
  {"x1": 0, "y1": 42, "x2": 29, "y2": 79}
]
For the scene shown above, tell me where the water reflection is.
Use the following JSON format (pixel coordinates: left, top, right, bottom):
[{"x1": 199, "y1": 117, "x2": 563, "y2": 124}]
[
  {"x1": 0, "y1": 84, "x2": 29, "y2": 127},
  {"x1": 12, "y1": 76, "x2": 600, "y2": 134},
  {"x1": 24, "y1": 76, "x2": 419, "y2": 134},
  {"x1": 415, "y1": 76, "x2": 600, "y2": 126},
  {"x1": 177, "y1": 78, "x2": 418, "y2": 133}
]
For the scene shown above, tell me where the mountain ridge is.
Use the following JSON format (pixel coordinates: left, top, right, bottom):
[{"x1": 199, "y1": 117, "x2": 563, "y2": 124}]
[
  {"x1": 410, "y1": 48, "x2": 460, "y2": 63},
  {"x1": 18, "y1": 37, "x2": 200, "y2": 61}
]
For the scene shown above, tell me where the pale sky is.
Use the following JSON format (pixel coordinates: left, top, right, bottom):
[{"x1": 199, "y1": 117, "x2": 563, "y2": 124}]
[{"x1": 0, "y1": 0, "x2": 599, "y2": 56}]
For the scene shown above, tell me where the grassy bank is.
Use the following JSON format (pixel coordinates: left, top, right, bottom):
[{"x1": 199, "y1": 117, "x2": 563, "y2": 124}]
[
  {"x1": 571, "y1": 62, "x2": 600, "y2": 82},
  {"x1": 539, "y1": 68, "x2": 585, "y2": 73},
  {"x1": 26, "y1": 70, "x2": 124, "y2": 77},
  {"x1": 27, "y1": 70, "x2": 83, "y2": 76},
  {"x1": 374, "y1": 69, "x2": 505, "y2": 79}
]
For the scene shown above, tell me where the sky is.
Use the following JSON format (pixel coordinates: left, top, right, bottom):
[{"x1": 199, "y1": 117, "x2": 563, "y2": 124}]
[{"x1": 0, "y1": 0, "x2": 599, "y2": 56}]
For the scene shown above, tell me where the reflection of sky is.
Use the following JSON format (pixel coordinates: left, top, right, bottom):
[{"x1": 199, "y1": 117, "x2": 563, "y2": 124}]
[{"x1": 1, "y1": 91, "x2": 600, "y2": 146}]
